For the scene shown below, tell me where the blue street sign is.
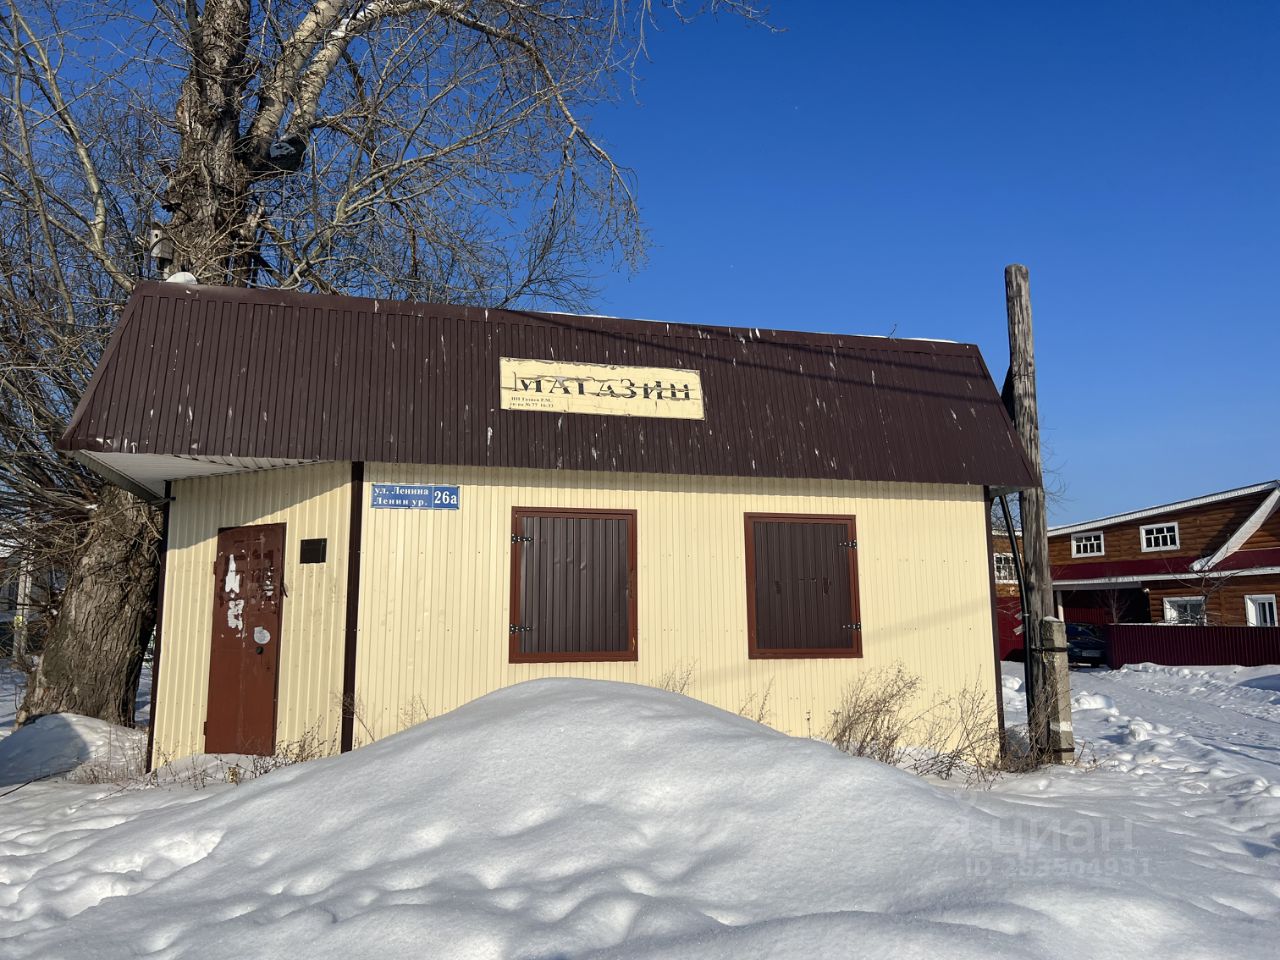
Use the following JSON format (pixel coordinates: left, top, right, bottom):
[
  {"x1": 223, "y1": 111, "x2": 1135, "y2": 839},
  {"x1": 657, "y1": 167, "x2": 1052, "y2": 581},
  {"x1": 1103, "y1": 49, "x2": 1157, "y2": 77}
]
[{"x1": 370, "y1": 483, "x2": 460, "y2": 510}]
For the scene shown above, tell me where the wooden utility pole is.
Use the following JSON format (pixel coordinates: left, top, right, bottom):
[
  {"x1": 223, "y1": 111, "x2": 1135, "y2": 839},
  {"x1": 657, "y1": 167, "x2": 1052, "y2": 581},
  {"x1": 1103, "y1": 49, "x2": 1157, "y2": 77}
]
[{"x1": 1004, "y1": 264, "x2": 1075, "y2": 764}]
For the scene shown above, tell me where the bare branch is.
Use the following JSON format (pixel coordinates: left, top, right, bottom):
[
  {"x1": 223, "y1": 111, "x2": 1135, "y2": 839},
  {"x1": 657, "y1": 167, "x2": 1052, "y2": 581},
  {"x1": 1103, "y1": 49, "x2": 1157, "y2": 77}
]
[{"x1": 2, "y1": 4, "x2": 132, "y2": 292}]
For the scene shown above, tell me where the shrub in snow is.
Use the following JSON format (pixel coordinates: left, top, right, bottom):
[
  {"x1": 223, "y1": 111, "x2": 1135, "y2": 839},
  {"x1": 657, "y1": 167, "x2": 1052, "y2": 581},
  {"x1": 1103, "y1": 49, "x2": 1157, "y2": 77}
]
[
  {"x1": 146, "y1": 722, "x2": 335, "y2": 789},
  {"x1": 654, "y1": 660, "x2": 697, "y2": 696},
  {"x1": 736, "y1": 677, "x2": 775, "y2": 724},
  {"x1": 652, "y1": 661, "x2": 774, "y2": 723},
  {"x1": 824, "y1": 663, "x2": 1003, "y2": 782},
  {"x1": 825, "y1": 663, "x2": 923, "y2": 763}
]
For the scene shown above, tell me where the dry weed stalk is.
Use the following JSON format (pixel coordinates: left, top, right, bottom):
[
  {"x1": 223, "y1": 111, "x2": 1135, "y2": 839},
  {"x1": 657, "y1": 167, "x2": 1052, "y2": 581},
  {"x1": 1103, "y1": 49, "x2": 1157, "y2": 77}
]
[
  {"x1": 399, "y1": 695, "x2": 431, "y2": 729},
  {"x1": 656, "y1": 662, "x2": 697, "y2": 695},
  {"x1": 824, "y1": 663, "x2": 1006, "y2": 784},
  {"x1": 737, "y1": 678, "x2": 775, "y2": 725}
]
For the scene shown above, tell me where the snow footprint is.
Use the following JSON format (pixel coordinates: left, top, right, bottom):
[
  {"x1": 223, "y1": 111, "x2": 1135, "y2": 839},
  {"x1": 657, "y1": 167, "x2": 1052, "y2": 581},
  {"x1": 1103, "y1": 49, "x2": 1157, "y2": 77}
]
[
  {"x1": 5, "y1": 829, "x2": 223, "y2": 924},
  {"x1": 1125, "y1": 719, "x2": 1173, "y2": 743},
  {"x1": 1071, "y1": 693, "x2": 1117, "y2": 713}
]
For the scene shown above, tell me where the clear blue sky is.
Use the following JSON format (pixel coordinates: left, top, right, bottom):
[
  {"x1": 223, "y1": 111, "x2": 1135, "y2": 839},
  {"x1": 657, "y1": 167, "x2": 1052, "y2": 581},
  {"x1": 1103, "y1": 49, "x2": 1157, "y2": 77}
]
[{"x1": 585, "y1": 1, "x2": 1279, "y2": 525}]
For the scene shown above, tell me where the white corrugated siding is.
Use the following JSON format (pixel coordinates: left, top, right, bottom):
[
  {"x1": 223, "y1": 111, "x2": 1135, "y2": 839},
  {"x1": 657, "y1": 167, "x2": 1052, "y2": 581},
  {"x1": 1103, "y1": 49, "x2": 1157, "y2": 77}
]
[
  {"x1": 354, "y1": 464, "x2": 996, "y2": 744},
  {"x1": 154, "y1": 462, "x2": 350, "y2": 761}
]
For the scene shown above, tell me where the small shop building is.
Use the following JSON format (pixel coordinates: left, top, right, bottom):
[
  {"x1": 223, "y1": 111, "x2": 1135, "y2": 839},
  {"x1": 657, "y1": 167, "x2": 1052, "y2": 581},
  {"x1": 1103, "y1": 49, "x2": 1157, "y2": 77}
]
[{"x1": 59, "y1": 283, "x2": 1036, "y2": 762}]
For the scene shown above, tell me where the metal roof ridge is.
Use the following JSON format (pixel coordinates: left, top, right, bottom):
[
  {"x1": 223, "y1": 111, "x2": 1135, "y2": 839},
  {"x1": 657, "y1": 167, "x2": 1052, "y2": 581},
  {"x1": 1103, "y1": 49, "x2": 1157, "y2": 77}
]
[
  {"x1": 62, "y1": 281, "x2": 1038, "y2": 492},
  {"x1": 1049, "y1": 480, "x2": 1280, "y2": 537},
  {"x1": 129, "y1": 281, "x2": 983, "y2": 358}
]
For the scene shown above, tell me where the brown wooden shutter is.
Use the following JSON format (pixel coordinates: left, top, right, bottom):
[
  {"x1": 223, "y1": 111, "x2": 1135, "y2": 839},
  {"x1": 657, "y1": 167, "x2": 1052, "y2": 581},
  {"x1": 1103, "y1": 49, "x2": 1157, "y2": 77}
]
[
  {"x1": 510, "y1": 508, "x2": 637, "y2": 662},
  {"x1": 746, "y1": 514, "x2": 861, "y2": 658}
]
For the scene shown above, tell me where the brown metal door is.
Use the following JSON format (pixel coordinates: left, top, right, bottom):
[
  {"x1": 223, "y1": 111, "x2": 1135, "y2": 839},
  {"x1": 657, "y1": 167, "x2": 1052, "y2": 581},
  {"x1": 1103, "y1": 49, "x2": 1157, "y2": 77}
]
[{"x1": 206, "y1": 523, "x2": 285, "y2": 754}]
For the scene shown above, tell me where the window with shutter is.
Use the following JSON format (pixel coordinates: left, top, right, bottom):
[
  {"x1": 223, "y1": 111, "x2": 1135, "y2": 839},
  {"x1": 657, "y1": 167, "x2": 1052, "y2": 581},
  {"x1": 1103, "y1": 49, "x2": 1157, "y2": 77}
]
[
  {"x1": 509, "y1": 508, "x2": 637, "y2": 663},
  {"x1": 744, "y1": 513, "x2": 862, "y2": 658}
]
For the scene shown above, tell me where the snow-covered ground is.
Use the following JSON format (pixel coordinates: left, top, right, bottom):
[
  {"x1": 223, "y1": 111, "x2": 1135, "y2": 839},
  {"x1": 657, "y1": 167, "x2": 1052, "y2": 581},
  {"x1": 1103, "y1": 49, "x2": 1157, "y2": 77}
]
[
  {"x1": 1, "y1": 664, "x2": 1278, "y2": 958},
  {"x1": 0, "y1": 658, "x2": 22, "y2": 742},
  {"x1": 0, "y1": 657, "x2": 151, "y2": 783},
  {"x1": 0, "y1": 713, "x2": 145, "y2": 786},
  {"x1": 0, "y1": 657, "x2": 151, "y2": 744}
]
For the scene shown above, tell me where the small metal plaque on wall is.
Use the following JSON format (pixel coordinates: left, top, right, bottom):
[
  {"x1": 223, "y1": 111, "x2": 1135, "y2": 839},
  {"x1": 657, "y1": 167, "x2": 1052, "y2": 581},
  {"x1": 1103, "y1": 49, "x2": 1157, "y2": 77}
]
[
  {"x1": 299, "y1": 538, "x2": 328, "y2": 563},
  {"x1": 370, "y1": 483, "x2": 460, "y2": 510}
]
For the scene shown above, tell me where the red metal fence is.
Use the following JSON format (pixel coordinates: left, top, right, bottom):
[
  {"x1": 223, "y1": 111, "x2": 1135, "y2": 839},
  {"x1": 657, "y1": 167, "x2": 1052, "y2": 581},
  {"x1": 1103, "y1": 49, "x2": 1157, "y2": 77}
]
[{"x1": 1106, "y1": 624, "x2": 1280, "y2": 669}]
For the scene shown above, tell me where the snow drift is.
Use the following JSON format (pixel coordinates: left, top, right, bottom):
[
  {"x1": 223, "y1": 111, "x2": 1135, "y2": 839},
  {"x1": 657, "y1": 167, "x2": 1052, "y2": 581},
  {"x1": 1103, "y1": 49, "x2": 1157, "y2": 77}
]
[
  {"x1": 0, "y1": 712, "x2": 145, "y2": 786},
  {"x1": 2, "y1": 678, "x2": 1278, "y2": 959}
]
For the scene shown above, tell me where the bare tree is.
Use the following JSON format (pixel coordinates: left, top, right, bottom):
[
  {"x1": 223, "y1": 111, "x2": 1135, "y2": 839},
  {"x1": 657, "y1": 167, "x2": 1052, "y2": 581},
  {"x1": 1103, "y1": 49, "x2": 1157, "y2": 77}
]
[
  {"x1": 0, "y1": 0, "x2": 769, "y2": 726},
  {"x1": 989, "y1": 445, "x2": 1068, "y2": 540},
  {"x1": 1095, "y1": 586, "x2": 1140, "y2": 625},
  {"x1": 1159, "y1": 565, "x2": 1244, "y2": 626}
]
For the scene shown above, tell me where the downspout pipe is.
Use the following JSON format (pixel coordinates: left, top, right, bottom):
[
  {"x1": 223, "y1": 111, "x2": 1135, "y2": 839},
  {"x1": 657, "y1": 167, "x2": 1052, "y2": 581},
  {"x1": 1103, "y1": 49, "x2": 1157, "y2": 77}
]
[{"x1": 997, "y1": 494, "x2": 1036, "y2": 712}]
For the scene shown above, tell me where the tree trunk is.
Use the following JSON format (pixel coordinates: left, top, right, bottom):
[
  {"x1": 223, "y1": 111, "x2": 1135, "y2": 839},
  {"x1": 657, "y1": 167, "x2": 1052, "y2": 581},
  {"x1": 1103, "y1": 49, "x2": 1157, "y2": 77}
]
[
  {"x1": 17, "y1": 487, "x2": 160, "y2": 727},
  {"x1": 164, "y1": 0, "x2": 257, "y2": 282},
  {"x1": 18, "y1": 2, "x2": 255, "y2": 728}
]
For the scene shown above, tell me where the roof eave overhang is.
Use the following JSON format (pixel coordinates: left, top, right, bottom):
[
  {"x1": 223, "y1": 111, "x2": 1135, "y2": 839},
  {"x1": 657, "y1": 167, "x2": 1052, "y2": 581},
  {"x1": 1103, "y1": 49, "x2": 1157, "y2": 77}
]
[
  {"x1": 1054, "y1": 567, "x2": 1280, "y2": 590},
  {"x1": 72, "y1": 450, "x2": 318, "y2": 500},
  {"x1": 989, "y1": 482, "x2": 1039, "y2": 499},
  {"x1": 71, "y1": 446, "x2": 1030, "y2": 498},
  {"x1": 73, "y1": 451, "x2": 163, "y2": 502}
]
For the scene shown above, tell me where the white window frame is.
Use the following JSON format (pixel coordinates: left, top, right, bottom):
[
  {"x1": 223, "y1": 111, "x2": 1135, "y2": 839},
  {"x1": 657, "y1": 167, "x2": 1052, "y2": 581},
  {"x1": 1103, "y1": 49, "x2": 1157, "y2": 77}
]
[
  {"x1": 1141, "y1": 522, "x2": 1180, "y2": 552},
  {"x1": 1071, "y1": 531, "x2": 1105, "y2": 558},
  {"x1": 993, "y1": 553, "x2": 1017, "y2": 584},
  {"x1": 1245, "y1": 594, "x2": 1278, "y2": 628},
  {"x1": 1162, "y1": 596, "x2": 1205, "y2": 624}
]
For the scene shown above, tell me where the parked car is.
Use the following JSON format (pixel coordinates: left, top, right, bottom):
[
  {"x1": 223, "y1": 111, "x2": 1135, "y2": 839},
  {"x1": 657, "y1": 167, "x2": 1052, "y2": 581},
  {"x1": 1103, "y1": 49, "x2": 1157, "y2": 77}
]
[
  {"x1": 1066, "y1": 623, "x2": 1107, "y2": 667},
  {"x1": 1002, "y1": 622, "x2": 1108, "y2": 667}
]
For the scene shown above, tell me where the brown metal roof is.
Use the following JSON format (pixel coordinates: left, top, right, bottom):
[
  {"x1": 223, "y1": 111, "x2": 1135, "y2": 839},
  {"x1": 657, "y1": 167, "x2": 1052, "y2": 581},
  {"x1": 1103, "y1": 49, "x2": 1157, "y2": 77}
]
[{"x1": 59, "y1": 282, "x2": 1038, "y2": 493}]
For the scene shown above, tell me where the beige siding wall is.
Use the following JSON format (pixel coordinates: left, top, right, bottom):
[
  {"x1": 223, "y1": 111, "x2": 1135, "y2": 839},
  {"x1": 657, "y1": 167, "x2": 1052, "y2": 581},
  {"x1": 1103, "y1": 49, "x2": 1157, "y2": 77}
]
[
  {"x1": 155, "y1": 462, "x2": 351, "y2": 761},
  {"x1": 154, "y1": 462, "x2": 999, "y2": 762},
  {"x1": 355, "y1": 464, "x2": 996, "y2": 743}
]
